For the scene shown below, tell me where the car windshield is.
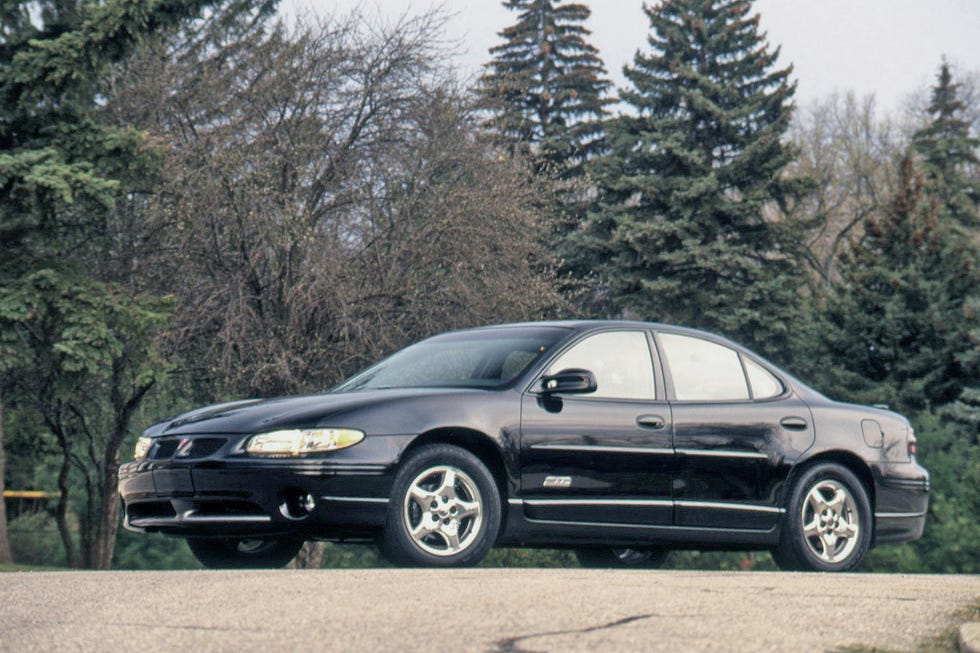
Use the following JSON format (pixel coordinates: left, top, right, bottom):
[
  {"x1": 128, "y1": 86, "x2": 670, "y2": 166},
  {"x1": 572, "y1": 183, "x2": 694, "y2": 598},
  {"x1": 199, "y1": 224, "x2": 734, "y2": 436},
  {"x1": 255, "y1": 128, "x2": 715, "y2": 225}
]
[{"x1": 334, "y1": 327, "x2": 571, "y2": 391}]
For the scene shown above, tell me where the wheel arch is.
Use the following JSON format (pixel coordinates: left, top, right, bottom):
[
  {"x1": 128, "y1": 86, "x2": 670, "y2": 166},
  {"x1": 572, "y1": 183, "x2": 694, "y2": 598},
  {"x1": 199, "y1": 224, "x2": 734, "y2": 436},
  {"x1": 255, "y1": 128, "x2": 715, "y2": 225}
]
[
  {"x1": 787, "y1": 450, "x2": 876, "y2": 515},
  {"x1": 400, "y1": 428, "x2": 509, "y2": 503}
]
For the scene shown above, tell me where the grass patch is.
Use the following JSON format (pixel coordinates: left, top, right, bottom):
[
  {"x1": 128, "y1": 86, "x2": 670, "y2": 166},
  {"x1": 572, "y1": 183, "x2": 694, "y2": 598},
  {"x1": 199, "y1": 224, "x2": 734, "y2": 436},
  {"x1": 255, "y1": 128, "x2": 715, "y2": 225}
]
[
  {"x1": 0, "y1": 562, "x2": 71, "y2": 572},
  {"x1": 918, "y1": 599, "x2": 980, "y2": 653},
  {"x1": 832, "y1": 598, "x2": 980, "y2": 653}
]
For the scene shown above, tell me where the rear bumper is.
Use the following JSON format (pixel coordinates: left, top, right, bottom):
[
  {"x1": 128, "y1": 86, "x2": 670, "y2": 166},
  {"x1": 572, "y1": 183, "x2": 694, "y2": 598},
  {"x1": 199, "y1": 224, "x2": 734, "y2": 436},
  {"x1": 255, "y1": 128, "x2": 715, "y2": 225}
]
[
  {"x1": 873, "y1": 510, "x2": 928, "y2": 544},
  {"x1": 873, "y1": 461, "x2": 930, "y2": 545}
]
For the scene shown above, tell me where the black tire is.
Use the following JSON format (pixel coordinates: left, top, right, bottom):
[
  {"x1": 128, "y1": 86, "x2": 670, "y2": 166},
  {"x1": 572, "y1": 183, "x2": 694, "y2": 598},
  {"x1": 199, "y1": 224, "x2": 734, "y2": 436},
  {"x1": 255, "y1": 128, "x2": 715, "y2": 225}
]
[
  {"x1": 575, "y1": 547, "x2": 669, "y2": 569},
  {"x1": 772, "y1": 463, "x2": 872, "y2": 572},
  {"x1": 187, "y1": 537, "x2": 304, "y2": 569},
  {"x1": 380, "y1": 444, "x2": 501, "y2": 567}
]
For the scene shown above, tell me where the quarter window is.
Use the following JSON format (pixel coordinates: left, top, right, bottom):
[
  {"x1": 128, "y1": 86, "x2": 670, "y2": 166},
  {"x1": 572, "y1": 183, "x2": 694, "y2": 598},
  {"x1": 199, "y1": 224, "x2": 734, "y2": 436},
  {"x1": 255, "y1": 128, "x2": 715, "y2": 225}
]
[
  {"x1": 744, "y1": 358, "x2": 783, "y2": 399},
  {"x1": 546, "y1": 331, "x2": 656, "y2": 400},
  {"x1": 659, "y1": 333, "x2": 749, "y2": 401}
]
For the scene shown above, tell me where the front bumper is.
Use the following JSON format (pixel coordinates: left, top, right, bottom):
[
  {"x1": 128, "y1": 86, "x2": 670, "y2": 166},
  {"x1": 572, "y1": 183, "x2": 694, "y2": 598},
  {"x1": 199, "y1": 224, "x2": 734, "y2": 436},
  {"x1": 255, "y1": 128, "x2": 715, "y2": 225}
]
[{"x1": 118, "y1": 434, "x2": 410, "y2": 538}]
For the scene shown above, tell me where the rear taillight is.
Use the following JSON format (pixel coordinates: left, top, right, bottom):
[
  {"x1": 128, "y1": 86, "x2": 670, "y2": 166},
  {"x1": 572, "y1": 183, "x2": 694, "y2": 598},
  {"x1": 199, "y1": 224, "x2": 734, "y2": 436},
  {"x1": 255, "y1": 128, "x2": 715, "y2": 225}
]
[{"x1": 908, "y1": 428, "x2": 917, "y2": 457}]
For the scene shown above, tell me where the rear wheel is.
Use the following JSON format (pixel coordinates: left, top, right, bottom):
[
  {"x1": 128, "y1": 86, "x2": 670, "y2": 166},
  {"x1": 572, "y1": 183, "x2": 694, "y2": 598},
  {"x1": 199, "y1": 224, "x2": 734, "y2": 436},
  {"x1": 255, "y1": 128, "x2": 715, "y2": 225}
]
[
  {"x1": 380, "y1": 444, "x2": 501, "y2": 567},
  {"x1": 772, "y1": 463, "x2": 871, "y2": 572},
  {"x1": 575, "y1": 547, "x2": 669, "y2": 569},
  {"x1": 187, "y1": 537, "x2": 304, "y2": 569}
]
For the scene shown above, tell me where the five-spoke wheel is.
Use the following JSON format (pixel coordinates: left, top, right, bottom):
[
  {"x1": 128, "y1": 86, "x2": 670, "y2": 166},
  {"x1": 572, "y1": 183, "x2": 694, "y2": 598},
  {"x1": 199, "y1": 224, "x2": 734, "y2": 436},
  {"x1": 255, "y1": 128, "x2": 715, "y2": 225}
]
[
  {"x1": 403, "y1": 465, "x2": 484, "y2": 557},
  {"x1": 772, "y1": 463, "x2": 871, "y2": 572},
  {"x1": 381, "y1": 444, "x2": 501, "y2": 567},
  {"x1": 800, "y1": 479, "x2": 861, "y2": 564}
]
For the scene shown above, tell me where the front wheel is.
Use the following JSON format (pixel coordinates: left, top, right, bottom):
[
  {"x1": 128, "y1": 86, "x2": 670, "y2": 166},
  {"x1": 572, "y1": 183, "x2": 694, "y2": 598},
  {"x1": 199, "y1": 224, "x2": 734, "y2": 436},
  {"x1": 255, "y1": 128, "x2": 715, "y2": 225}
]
[
  {"x1": 772, "y1": 463, "x2": 871, "y2": 572},
  {"x1": 575, "y1": 547, "x2": 669, "y2": 569},
  {"x1": 380, "y1": 444, "x2": 501, "y2": 567},
  {"x1": 187, "y1": 537, "x2": 304, "y2": 569}
]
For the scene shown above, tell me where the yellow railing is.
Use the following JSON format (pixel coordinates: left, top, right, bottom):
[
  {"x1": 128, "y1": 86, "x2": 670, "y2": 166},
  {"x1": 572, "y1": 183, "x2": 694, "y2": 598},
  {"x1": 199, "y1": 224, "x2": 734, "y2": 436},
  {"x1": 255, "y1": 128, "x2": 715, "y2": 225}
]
[{"x1": 3, "y1": 491, "x2": 52, "y2": 499}]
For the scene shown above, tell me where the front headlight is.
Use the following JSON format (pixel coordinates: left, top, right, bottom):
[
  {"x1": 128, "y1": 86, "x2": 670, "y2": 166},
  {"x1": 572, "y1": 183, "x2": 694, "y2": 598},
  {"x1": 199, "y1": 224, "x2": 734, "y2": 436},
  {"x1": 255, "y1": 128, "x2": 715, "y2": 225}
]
[
  {"x1": 244, "y1": 428, "x2": 365, "y2": 457},
  {"x1": 134, "y1": 437, "x2": 153, "y2": 460}
]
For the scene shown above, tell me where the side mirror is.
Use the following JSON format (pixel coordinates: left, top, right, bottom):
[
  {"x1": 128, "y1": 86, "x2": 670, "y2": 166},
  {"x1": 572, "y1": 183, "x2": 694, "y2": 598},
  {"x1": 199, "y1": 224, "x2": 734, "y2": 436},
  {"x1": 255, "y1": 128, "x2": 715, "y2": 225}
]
[{"x1": 540, "y1": 368, "x2": 597, "y2": 395}]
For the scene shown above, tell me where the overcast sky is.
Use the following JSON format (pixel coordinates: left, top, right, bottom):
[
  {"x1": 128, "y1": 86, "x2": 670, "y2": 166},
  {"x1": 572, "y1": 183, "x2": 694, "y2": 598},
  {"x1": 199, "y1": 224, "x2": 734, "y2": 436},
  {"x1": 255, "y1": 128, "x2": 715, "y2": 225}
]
[{"x1": 285, "y1": 0, "x2": 980, "y2": 113}]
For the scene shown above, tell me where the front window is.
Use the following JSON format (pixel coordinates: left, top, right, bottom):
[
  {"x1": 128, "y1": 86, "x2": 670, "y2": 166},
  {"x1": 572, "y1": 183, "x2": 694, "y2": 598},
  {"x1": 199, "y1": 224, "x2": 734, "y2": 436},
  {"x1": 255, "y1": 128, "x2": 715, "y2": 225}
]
[
  {"x1": 545, "y1": 331, "x2": 656, "y2": 400},
  {"x1": 335, "y1": 327, "x2": 570, "y2": 391}
]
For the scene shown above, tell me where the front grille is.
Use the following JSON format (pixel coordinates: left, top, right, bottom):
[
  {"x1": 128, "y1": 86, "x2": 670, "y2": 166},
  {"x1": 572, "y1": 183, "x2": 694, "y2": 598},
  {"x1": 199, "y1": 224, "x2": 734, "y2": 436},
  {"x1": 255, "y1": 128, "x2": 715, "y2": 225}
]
[
  {"x1": 150, "y1": 436, "x2": 229, "y2": 460},
  {"x1": 184, "y1": 438, "x2": 226, "y2": 459}
]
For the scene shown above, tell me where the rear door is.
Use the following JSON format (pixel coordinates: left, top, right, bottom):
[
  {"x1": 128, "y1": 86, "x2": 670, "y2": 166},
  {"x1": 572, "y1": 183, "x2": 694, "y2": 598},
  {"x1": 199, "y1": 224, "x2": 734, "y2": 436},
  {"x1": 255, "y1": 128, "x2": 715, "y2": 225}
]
[
  {"x1": 655, "y1": 331, "x2": 814, "y2": 530},
  {"x1": 519, "y1": 329, "x2": 674, "y2": 526}
]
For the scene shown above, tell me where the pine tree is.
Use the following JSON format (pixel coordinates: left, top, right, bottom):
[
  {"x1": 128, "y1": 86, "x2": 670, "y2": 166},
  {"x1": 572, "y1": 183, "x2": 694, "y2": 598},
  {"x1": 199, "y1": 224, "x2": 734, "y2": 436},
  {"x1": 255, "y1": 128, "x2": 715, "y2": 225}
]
[
  {"x1": 774, "y1": 64, "x2": 979, "y2": 574},
  {"x1": 581, "y1": 0, "x2": 804, "y2": 356},
  {"x1": 907, "y1": 61, "x2": 980, "y2": 501},
  {"x1": 479, "y1": 0, "x2": 611, "y2": 177},
  {"x1": 816, "y1": 156, "x2": 977, "y2": 412},
  {"x1": 813, "y1": 151, "x2": 980, "y2": 573},
  {"x1": 912, "y1": 61, "x2": 980, "y2": 231},
  {"x1": 904, "y1": 63, "x2": 980, "y2": 572}
]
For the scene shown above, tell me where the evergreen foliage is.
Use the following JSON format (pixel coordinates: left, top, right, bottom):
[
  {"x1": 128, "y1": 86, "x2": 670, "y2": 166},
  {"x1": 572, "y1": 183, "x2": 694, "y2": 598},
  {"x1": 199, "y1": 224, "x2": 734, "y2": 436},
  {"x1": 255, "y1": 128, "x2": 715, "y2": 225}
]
[
  {"x1": 479, "y1": 0, "x2": 611, "y2": 177},
  {"x1": 0, "y1": 0, "x2": 264, "y2": 263},
  {"x1": 0, "y1": 0, "x2": 266, "y2": 568},
  {"x1": 815, "y1": 156, "x2": 977, "y2": 411},
  {"x1": 581, "y1": 0, "x2": 805, "y2": 357},
  {"x1": 909, "y1": 64, "x2": 980, "y2": 573}
]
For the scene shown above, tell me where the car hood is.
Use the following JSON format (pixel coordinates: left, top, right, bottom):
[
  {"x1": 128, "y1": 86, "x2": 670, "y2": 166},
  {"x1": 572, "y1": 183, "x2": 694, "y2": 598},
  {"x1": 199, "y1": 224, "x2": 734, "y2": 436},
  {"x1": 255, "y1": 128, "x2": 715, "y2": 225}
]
[{"x1": 144, "y1": 388, "x2": 492, "y2": 436}]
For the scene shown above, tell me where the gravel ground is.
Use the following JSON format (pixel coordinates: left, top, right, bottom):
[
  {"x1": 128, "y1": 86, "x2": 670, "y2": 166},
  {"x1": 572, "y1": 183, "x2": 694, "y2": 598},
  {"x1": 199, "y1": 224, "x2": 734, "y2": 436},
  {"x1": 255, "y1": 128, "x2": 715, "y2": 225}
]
[{"x1": 1, "y1": 569, "x2": 977, "y2": 652}]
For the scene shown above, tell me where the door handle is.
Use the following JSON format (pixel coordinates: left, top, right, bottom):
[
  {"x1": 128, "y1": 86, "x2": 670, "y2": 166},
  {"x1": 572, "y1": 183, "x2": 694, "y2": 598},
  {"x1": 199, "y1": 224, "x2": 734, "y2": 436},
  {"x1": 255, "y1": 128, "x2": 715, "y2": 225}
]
[
  {"x1": 636, "y1": 415, "x2": 666, "y2": 430},
  {"x1": 780, "y1": 416, "x2": 808, "y2": 431}
]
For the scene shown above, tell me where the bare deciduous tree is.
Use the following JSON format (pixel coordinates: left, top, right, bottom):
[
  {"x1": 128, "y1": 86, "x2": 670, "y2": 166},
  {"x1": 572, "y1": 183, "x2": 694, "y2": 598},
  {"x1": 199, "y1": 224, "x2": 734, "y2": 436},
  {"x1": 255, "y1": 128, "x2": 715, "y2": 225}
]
[
  {"x1": 787, "y1": 93, "x2": 905, "y2": 288},
  {"x1": 106, "y1": 10, "x2": 565, "y2": 399}
]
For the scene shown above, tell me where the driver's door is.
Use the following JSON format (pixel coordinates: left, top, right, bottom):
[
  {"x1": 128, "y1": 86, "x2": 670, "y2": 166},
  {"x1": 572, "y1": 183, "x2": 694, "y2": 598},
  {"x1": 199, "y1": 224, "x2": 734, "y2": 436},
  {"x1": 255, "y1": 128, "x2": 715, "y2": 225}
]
[{"x1": 519, "y1": 329, "x2": 674, "y2": 526}]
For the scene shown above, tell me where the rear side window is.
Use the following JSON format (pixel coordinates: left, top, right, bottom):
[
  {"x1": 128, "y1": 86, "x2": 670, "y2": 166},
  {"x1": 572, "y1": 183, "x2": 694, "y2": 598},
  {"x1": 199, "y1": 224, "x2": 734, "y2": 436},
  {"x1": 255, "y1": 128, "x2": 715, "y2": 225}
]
[{"x1": 659, "y1": 333, "x2": 749, "y2": 401}]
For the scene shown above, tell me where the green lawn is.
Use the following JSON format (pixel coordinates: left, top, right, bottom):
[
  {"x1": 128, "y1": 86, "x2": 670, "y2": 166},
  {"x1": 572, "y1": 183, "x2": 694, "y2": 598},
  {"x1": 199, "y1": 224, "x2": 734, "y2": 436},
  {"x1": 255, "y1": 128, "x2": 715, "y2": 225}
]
[{"x1": 0, "y1": 562, "x2": 70, "y2": 572}]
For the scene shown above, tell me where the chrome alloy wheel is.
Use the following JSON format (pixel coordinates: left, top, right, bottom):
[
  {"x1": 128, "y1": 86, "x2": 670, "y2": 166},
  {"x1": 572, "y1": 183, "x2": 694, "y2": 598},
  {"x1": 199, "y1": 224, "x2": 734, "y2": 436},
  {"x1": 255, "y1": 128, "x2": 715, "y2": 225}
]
[
  {"x1": 800, "y1": 479, "x2": 860, "y2": 564},
  {"x1": 613, "y1": 549, "x2": 654, "y2": 564},
  {"x1": 236, "y1": 539, "x2": 271, "y2": 554},
  {"x1": 403, "y1": 465, "x2": 483, "y2": 557}
]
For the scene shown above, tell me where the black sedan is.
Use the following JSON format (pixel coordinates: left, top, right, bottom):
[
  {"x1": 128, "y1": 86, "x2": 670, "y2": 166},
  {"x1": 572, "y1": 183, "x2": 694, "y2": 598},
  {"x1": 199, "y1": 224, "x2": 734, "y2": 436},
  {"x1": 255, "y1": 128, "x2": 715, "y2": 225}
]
[{"x1": 118, "y1": 321, "x2": 929, "y2": 571}]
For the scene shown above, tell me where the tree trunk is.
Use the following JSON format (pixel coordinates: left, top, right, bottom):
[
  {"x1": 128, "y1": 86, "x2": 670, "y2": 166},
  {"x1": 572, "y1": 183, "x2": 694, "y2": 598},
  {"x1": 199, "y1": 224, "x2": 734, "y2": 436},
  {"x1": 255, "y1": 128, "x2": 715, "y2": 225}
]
[
  {"x1": 91, "y1": 377, "x2": 155, "y2": 570},
  {"x1": 80, "y1": 471, "x2": 96, "y2": 568},
  {"x1": 53, "y1": 428, "x2": 79, "y2": 568},
  {"x1": 93, "y1": 455, "x2": 123, "y2": 570},
  {"x1": 0, "y1": 392, "x2": 14, "y2": 564},
  {"x1": 54, "y1": 459, "x2": 79, "y2": 568}
]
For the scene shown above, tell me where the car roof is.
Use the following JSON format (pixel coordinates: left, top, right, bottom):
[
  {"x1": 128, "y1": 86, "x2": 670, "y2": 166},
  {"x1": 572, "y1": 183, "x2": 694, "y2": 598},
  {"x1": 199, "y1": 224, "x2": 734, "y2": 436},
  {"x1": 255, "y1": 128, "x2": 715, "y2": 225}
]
[{"x1": 452, "y1": 320, "x2": 737, "y2": 343}]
